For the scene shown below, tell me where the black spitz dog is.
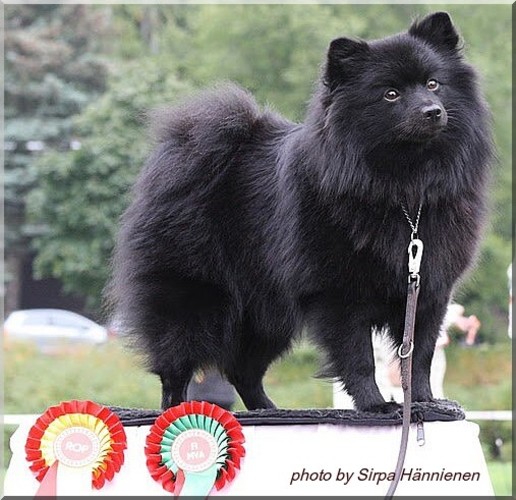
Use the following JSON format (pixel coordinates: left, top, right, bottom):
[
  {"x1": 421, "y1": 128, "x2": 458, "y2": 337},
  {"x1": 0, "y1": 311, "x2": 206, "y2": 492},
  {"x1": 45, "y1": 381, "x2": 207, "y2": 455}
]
[{"x1": 109, "y1": 12, "x2": 492, "y2": 412}]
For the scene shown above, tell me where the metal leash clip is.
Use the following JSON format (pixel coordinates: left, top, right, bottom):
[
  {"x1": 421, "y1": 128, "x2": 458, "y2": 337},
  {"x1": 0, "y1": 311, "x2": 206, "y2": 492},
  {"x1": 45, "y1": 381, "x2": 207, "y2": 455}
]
[{"x1": 407, "y1": 238, "x2": 424, "y2": 285}]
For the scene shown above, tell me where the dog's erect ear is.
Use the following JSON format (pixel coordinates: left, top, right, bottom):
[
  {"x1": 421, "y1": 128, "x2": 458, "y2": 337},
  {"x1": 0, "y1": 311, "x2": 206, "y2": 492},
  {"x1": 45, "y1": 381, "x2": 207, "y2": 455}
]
[
  {"x1": 328, "y1": 37, "x2": 368, "y2": 60},
  {"x1": 325, "y1": 37, "x2": 369, "y2": 89},
  {"x1": 408, "y1": 12, "x2": 460, "y2": 51}
]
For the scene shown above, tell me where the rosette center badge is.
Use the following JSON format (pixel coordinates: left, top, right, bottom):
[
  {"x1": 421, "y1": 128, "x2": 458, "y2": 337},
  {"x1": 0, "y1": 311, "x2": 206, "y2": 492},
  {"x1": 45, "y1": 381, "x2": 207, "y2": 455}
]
[
  {"x1": 53, "y1": 427, "x2": 101, "y2": 468},
  {"x1": 171, "y1": 429, "x2": 219, "y2": 472}
]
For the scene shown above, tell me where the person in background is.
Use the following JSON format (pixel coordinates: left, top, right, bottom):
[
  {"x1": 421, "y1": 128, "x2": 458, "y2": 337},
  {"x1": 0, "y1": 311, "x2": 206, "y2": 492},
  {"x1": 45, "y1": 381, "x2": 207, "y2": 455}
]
[{"x1": 444, "y1": 303, "x2": 481, "y2": 346}]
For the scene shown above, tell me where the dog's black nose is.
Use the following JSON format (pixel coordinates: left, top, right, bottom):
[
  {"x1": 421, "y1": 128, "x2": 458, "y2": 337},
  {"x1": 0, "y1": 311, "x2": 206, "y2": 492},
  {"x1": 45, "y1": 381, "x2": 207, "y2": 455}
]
[{"x1": 422, "y1": 104, "x2": 443, "y2": 123}]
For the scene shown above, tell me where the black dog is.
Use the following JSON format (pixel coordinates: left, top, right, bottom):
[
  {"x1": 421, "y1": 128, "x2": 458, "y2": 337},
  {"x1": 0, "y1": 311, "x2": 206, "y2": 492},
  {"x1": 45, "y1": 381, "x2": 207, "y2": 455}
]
[{"x1": 109, "y1": 12, "x2": 492, "y2": 412}]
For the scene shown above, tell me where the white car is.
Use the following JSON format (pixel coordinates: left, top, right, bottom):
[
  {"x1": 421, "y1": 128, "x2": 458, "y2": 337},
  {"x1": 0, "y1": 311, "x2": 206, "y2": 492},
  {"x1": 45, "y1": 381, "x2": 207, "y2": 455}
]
[{"x1": 4, "y1": 309, "x2": 108, "y2": 351}]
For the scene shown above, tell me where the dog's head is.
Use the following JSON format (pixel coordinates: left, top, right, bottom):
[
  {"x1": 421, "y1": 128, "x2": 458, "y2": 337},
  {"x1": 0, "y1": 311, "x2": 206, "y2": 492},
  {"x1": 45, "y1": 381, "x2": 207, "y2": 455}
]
[{"x1": 322, "y1": 12, "x2": 478, "y2": 148}]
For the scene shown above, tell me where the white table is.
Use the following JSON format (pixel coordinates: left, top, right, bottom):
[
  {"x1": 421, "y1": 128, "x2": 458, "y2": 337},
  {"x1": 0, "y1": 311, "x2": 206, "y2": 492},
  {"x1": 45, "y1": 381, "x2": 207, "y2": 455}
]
[{"x1": 4, "y1": 419, "x2": 494, "y2": 496}]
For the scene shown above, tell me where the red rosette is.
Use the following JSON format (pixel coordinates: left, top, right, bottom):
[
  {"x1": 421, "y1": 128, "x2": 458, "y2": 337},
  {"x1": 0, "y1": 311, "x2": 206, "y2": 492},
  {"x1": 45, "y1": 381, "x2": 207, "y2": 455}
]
[
  {"x1": 145, "y1": 401, "x2": 245, "y2": 494},
  {"x1": 25, "y1": 399, "x2": 127, "y2": 490}
]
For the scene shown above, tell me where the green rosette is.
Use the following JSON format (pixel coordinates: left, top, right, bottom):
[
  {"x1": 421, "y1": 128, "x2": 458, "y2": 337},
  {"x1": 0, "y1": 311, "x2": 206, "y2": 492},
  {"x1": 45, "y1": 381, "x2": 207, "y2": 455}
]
[{"x1": 145, "y1": 401, "x2": 245, "y2": 496}]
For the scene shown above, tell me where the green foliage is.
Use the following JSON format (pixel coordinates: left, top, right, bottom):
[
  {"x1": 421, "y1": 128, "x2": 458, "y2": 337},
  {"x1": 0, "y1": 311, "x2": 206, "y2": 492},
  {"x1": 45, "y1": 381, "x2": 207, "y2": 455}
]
[
  {"x1": 183, "y1": 5, "x2": 352, "y2": 120},
  {"x1": 108, "y1": 5, "x2": 199, "y2": 61},
  {"x1": 4, "y1": 4, "x2": 110, "y2": 265},
  {"x1": 27, "y1": 61, "x2": 193, "y2": 307}
]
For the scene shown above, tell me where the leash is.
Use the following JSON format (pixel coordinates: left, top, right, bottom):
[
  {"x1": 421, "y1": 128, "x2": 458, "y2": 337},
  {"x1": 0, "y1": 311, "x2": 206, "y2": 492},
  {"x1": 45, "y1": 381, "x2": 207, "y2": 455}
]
[{"x1": 385, "y1": 203, "x2": 423, "y2": 499}]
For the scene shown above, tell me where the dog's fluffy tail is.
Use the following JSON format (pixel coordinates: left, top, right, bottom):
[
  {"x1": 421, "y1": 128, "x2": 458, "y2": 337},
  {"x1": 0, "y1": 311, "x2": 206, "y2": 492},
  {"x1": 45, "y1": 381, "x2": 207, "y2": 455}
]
[{"x1": 147, "y1": 82, "x2": 261, "y2": 151}]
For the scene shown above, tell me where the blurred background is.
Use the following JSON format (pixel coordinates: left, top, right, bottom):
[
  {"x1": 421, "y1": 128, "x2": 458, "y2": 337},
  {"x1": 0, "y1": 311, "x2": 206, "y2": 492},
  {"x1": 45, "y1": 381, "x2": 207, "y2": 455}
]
[{"x1": 3, "y1": 4, "x2": 512, "y2": 494}]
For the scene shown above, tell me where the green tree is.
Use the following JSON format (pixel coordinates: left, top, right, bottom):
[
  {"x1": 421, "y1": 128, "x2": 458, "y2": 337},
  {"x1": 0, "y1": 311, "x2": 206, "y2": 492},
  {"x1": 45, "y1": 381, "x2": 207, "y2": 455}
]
[
  {"x1": 106, "y1": 5, "x2": 199, "y2": 70},
  {"x1": 27, "y1": 62, "x2": 193, "y2": 308},
  {"x1": 4, "y1": 4, "x2": 110, "y2": 312},
  {"x1": 182, "y1": 5, "x2": 371, "y2": 120}
]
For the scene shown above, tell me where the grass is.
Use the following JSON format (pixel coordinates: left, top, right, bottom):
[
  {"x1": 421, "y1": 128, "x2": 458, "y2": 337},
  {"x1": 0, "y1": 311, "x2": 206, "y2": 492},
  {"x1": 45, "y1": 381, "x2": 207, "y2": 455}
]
[
  {"x1": 4, "y1": 340, "x2": 162, "y2": 412},
  {"x1": 3, "y1": 338, "x2": 332, "y2": 414},
  {"x1": 2, "y1": 338, "x2": 512, "y2": 495},
  {"x1": 444, "y1": 342, "x2": 512, "y2": 410},
  {"x1": 487, "y1": 461, "x2": 512, "y2": 496}
]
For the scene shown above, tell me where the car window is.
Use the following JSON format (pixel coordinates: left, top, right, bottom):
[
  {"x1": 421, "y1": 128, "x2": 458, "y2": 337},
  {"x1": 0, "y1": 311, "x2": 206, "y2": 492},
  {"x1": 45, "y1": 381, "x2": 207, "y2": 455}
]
[
  {"x1": 50, "y1": 312, "x2": 92, "y2": 329},
  {"x1": 22, "y1": 312, "x2": 52, "y2": 326}
]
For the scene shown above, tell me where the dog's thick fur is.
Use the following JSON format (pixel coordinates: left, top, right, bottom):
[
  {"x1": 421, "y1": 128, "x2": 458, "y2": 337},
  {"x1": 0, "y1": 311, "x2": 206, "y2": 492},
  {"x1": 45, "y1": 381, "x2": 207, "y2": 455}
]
[{"x1": 109, "y1": 12, "x2": 492, "y2": 411}]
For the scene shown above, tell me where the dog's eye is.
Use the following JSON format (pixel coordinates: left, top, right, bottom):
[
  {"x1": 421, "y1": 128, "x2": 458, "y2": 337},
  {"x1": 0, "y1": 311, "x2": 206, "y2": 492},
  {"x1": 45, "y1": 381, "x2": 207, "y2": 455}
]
[
  {"x1": 384, "y1": 89, "x2": 400, "y2": 101},
  {"x1": 427, "y1": 79, "x2": 440, "y2": 91}
]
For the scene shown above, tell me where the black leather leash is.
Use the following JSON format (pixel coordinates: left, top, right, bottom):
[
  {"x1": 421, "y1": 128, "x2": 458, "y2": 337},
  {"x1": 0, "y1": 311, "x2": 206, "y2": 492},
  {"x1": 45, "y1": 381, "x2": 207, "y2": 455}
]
[{"x1": 385, "y1": 204, "x2": 424, "y2": 498}]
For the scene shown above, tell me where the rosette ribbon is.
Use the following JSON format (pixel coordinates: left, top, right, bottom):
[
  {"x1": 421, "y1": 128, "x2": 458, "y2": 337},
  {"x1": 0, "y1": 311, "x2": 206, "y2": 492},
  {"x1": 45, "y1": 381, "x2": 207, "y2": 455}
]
[
  {"x1": 145, "y1": 401, "x2": 245, "y2": 497},
  {"x1": 25, "y1": 400, "x2": 127, "y2": 495}
]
